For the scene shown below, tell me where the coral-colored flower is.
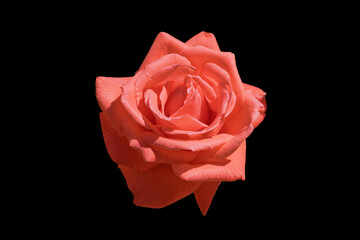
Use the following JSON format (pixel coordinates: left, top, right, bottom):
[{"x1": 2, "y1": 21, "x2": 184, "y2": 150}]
[{"x1": 96, "y1": 32, "x2": 266, "y2": 215}]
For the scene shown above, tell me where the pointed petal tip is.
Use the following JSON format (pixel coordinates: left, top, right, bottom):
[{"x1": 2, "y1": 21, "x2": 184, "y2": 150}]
[{"x1": 200, "y1": 208, "x2": 208, "y2": 216}]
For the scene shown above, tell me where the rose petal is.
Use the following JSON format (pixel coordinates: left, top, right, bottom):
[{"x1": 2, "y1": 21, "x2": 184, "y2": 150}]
[
  {"x1": 99, "y1": 113, "x2": 158, "y2": 171},
  {"x1": 120, "y1": 107, "x2": 157, "y2": 163},
  {"x1": 141, "y1": 131, "x2": 234, "y2": 151},
  {"x1": 145, "y1": 63, "x2": 195, "y2": 93},
  {"x1": 159, "y1": 124, "x2": 221, "y2": 139},
  {"x1": 171, "y1": 141, "x2": 247, "y2": 182},
  {"x1": 213, "y1": 125, "x2": 253, "y2": 160},
  {"x1": 120, "y1": 72, "x2": 164, "y2": 136},
  {"x1": 201, "y1": 62, "x2": 231, "y2": 86},
  {"x1": 189, "y1": 75, "x2": 218, "y2": 113},
  {"x1": 120, "y1": 89, "x2": 199, "y2": 164},
  {"x1": 96, "y1": 76, "x2": 131, "y2": 135},
  {"x1": 194, "y1": 181, "x2": 221, "y2": 216},
  {"x1": 224, "y1": 90, "x2": 237, "y2": 118},
  {"x1": 138, "y1": 32, "x2": 188, "y2": 72},
  {"x1": 170, "y1": 77, "x2": 210, "y2": 125},
  {"x1": 164, "y1": 84, "x2": 187, "y2": 116},
  {"x1": 145, "y1": 89, "x2": 208, "y2": 131},
  {"x1": 121, "y1": 55, "x2": 193, "y2": 135},
  {"x1": 96, "y1": 76, "x2": 130, "y2": 110},
  {"x1": 185, "y1": 31, "x2": 221, "y2": 51},
  {"x1": 119, "y1": 164, "x2": 202, "y2": 208},
  {"x1": 181, "y1": 46, "x2": 245, "y2": 107},
  {"x1": 149, "y1": 144, "x2": 199, "y2": 163},
  {"x1": 158, "y1": 114, "x2": 225, "y2": 140},
  {"x1": 96, "y1": 75, "x2": 157, "y2": 163},
  {"x1": 243, "y1": 83, "x2": 266, "y2": 128},
  {"x1": 243, "y1": 83, "x2": 266, "y2": 99},
  {"x1": 141, "y1": 54, "x2": 192, "y2": 82},
  {"x1": 146, "y1": 64, "x2": 196, "y2": 103},
  {"x1": 221, "y1": 89, "x2": 266, "y2": 135},
  {"x1": 169, "y1": 114, "x2": 209, "y2": 131},
  {"x1": 159, "y1": 82, "x2": 171, "y2": 113},
  {"x1": 157, "y1": 76, "x2": 232, "y2": 139},
  {"x1": 213, "y1": 88, "x2": 265, "y2": 157}
]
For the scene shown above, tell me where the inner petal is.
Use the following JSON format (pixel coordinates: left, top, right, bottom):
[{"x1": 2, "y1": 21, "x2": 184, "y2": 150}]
[
  {"x1": 170, "y1": 77, "x2": 210, "y2": 125},
  {"x1": 164, "y1": 85, "x2": 187, "y2": 116},
  {"x1": 145, "y1": 88, "x2": 208, "y2": 132},
  {"x1": 159, "y1": 81, "x2": 177, "y2": 114},
  {"x1": 190, "y1": 75, "x2": 218, "y2": 113}
]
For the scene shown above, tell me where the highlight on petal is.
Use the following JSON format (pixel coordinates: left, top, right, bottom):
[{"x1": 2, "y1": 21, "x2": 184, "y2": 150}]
[
  {"x1": 194, "y1": 181, "x2": 221, "y2": 216},
  {"x1": 185, "y1": 31, "x2": 221, "y2": 51},
  {"x1": 138, "y1": 32, "x2": 188, "y2": 72},
  {"x1": 119, "y1": 164, "x2": 202, "y2": 208},
  {"x1": 99, "y1": 113, "x2": 158, "y2": 171},
  {"x1": 172, "y1": 141, "x2": 247, "y2": 182}
]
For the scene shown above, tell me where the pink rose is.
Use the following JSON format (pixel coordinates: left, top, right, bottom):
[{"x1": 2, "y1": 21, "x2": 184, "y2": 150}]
[{"x1": 96, "y1": 32, "x2": 266, "y2": 215}]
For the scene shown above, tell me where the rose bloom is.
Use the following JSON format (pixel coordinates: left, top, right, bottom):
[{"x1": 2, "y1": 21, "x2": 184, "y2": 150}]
[{"x1": 96, "y1": 32, "x2": 266, "y2": 215}]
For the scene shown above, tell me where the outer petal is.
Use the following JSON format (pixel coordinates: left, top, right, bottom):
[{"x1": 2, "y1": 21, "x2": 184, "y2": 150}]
[
  {"x1": 138, "y1": 32, "x2": 188, "y2": 71},
  {"x1": 119, "y1": 164, "x2": 202, "y2": 208},
  {"x1": 212, "y1": 125, "x2": 253, "y2": 160},
  {"x1": 96, "y1": 76, "x2": 132, "y2": 135},
  {"x1": 213, "y1": 87, "x2": 265, "y2": 159},
  {"x1": 185, "y1": 31, "x2": 221, "y2": 51},
  {"x1": 99, "y1": 113, "x2": 158, "y2": 171},
  {"x1": 172, "y1": 141, "x2": 247, "y2": 182},
  {"x1": 243, "y1": 83, "x2": 267, "y2": 128},
  {"x1": 96, "y1": 76, "x2": 157, "y2": 163},
  {"x1": 221, "y1": 88, "x2": 266, "y2": 135},
  {"x1": 243, "y1": 83, "x2": 266, "y2": 98},
  {"x1": 194, "y1": 181, "x2": 221, "y2": 216}
]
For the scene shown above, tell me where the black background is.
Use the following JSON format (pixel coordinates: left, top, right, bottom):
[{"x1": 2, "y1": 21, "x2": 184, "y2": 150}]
[{"x1": 28, "y1": 4, "x2": 333, "y2": 233}]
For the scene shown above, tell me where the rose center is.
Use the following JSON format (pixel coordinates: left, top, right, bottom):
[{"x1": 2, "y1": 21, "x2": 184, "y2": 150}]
[{"x1": 164, "y1": 85, "x2": 187, "y2": 117}]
